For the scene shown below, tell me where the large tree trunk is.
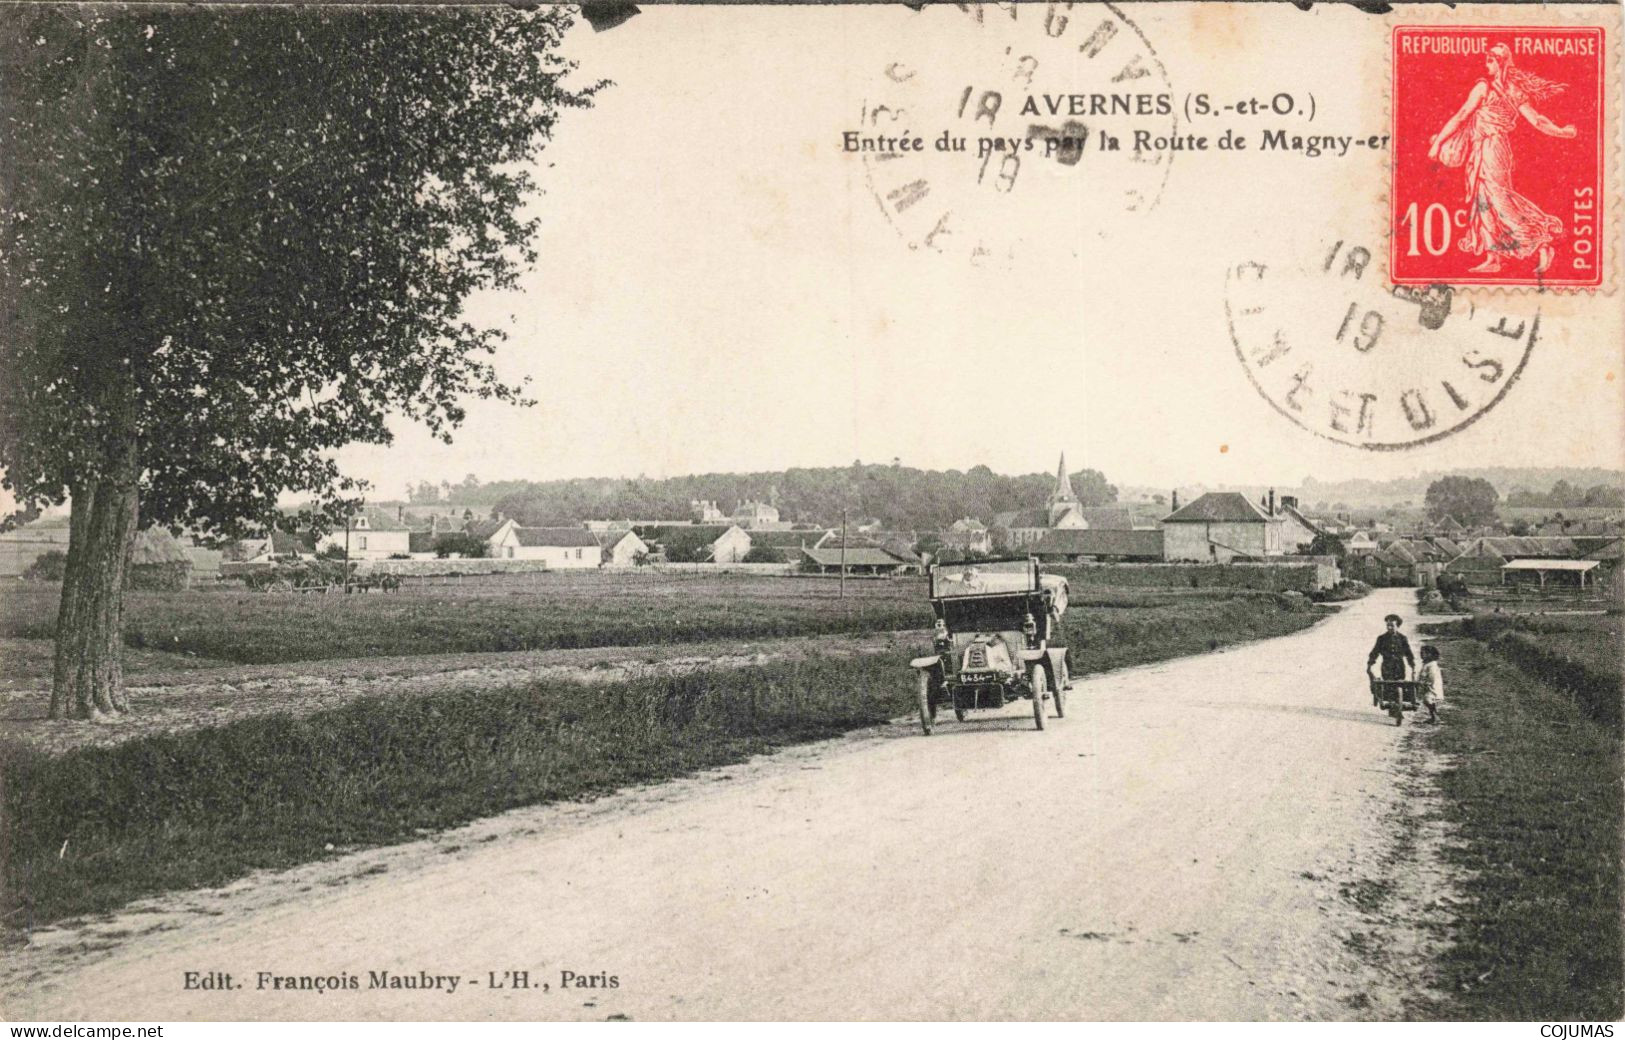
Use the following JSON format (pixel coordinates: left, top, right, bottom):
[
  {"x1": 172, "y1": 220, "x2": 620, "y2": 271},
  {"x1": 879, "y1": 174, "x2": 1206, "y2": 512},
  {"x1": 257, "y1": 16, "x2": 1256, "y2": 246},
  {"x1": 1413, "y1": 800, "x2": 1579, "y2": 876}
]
[{"x1": 50, "y1": 471, "x2": 140, "y2": 722}]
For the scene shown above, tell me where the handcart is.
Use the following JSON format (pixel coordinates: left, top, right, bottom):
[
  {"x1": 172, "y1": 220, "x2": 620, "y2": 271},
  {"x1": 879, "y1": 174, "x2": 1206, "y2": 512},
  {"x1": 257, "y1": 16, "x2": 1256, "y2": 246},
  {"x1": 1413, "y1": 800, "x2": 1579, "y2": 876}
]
[{"x1": 1369, "y1": 677, "x2": 1419, "y2": 726}]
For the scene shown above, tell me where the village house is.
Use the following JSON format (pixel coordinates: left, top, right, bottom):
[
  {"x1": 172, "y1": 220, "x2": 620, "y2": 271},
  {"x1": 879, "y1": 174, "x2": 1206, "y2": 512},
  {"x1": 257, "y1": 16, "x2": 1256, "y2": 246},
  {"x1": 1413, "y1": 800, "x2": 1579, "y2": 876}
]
[
  {"x1": 690, "y1": 500, "x2": 727, "y2": 523},
  {"x1": 733, "y1": 498, "x2": 787, "y2": 529},
  {"x1": 316, "y1": 508, "x2": 412, "y2": 560},
  {"x1": 488, "y1": 525, "x2": 600, "y2": 567},
  {"x1": 1274, "y1": 495, "x2": 1324, "y2": 553},
  {"x1": 595, "y1": 528, "x2": 649, "y2": 566},
  {"x1": 1160, "y1": 491, "x2": 1285, "y2": 562},
  {"x1": 634, "y1": 523, "x2": 752, "y2": 563}
]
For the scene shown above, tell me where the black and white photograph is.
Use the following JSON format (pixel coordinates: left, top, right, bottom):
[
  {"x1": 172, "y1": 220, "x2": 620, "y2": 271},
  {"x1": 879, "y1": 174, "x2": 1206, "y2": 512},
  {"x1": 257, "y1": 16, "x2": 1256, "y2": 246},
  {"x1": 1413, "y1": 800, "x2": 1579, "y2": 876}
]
[{"x1": 1, "y1": 0, "x2": 1621, "y2": 1025}]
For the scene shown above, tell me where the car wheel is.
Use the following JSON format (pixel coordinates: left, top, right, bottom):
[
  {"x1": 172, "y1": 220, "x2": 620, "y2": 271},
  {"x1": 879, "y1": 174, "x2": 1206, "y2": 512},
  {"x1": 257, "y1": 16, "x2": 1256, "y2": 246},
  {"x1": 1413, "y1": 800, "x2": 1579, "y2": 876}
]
[
  {"x1": 1030, "y1": 666, "x2": 1048, "y2": 731},
  {"x1": 917, "y1": 670, "x2": 934, "y2": 736}
]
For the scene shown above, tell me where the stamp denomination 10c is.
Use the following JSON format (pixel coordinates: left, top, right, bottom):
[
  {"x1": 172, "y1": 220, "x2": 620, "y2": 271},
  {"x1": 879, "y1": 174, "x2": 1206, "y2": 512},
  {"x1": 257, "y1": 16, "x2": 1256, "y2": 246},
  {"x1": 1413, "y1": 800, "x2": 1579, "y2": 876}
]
[{"x1": 1390, "y1": 25, "x2": 1605, "y2": 290}]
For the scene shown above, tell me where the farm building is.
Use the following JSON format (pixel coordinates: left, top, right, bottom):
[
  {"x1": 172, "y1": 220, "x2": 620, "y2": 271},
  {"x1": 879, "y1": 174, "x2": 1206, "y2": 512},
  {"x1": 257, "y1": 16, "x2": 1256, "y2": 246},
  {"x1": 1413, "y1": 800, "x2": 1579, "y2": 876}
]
[
  {"x1": 1501, "y1": 558, "x2": 1603, "y2": 589},
  {"x1": 1029, "y1": 529, "x2": 1165, "y2": 562},
  {"x1": 1346, "y1": 541, "x2": 1419, "y2": 586},
  {"x1": 128, "y1": 528, "x2": 193, "y2": 589},
  {"x1": 1161, "y1": 492, "x2": 1284, "y2": 562},
  {"x1": 1443, "y1": 542, "x2": 1508, "y2": 585},
  {"x1": 595, "y1": 528, "x2": 649, "y2": 566},
  {"x1": 801, "y1": 546, "x2": 918, "y2": 576},
  {"x1": 942, "y1": 518, "x2": 993, "y2": 555},
  {"x1": 489, "y1": 526, "x2": 600, "y2": 567},
  {"x1": 316, "y1": 509, "x2": 411, "y2": 560},
  {"x1": 635, "y1": 524, "x2": 752, "y2": 564},
  {"x1": 746, "y1": 528, "x2": 831, "y2": 564},
  {"x1": 1275, "y1": 496, "x2": 1324, "y2": 552}
]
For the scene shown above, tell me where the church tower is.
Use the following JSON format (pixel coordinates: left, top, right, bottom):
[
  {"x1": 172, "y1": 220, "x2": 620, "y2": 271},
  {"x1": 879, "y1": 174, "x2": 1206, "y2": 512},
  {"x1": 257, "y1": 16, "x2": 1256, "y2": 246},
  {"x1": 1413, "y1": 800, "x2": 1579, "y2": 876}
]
[{"x1": 1047, "y1": 452, "x2": 1080, "y2": 526}]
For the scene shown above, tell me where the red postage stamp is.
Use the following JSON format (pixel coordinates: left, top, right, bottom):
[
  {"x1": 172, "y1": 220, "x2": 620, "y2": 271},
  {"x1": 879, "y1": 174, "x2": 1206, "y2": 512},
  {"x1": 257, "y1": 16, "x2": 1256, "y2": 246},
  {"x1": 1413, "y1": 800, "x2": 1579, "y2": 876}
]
[{"x1": 1391, "y1": 25, "x2": 1606, "y2": 289}]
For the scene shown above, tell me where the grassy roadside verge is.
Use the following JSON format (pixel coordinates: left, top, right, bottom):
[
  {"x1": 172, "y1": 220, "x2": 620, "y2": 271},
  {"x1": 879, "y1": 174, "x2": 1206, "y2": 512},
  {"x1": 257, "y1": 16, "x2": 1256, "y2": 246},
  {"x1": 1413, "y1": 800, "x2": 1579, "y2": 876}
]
[
  {"x1": 1, "y1": 594, "x2": 1327, "y2": 933},
  {"x1": 1410, "y1": 630, "x2": 1622, "y2": 1020}
]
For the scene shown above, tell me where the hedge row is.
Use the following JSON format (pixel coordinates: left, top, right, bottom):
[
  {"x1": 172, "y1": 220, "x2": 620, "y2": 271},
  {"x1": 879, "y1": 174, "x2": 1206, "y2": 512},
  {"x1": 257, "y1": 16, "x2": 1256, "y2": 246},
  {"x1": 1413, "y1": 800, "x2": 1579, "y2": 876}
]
[
  {"x1": 1452, "y1": 615, "x2": 1621, "y2": 733},
  {"x1": 1051, "y1": 562, "x2": 1323, "y2": 592},
  {"x1": 1479, "y1": 629, "x2": 1621, "y2": 734}
]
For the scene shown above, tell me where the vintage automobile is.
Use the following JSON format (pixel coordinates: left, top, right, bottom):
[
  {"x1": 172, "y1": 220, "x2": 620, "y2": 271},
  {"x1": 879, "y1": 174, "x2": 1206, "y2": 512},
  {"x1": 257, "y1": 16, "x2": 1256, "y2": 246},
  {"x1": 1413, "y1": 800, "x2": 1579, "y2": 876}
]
[{"x1": 910, "y1": 557, "x2": 1072, "y2": 734}]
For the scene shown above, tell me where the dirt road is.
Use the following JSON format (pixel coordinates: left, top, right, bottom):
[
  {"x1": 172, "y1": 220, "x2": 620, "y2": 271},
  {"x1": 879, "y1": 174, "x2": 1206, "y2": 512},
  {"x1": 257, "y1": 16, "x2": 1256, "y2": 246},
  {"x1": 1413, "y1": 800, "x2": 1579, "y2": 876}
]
[{"x1": 5, "y1": 590, "x2": 1457, "y2": 1021}]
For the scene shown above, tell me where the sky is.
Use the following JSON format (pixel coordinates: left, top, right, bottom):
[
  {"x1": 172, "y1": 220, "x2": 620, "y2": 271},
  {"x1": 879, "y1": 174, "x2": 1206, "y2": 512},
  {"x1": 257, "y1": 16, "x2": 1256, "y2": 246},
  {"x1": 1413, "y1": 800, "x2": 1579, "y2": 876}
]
[{"x1": 324, "y1": 4, "x2": 1624, "y2": 498}]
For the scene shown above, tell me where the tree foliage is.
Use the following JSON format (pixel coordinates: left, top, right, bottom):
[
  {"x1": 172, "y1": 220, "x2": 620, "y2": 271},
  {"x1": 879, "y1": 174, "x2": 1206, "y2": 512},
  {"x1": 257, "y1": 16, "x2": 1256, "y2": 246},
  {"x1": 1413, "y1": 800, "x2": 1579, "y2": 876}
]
[
  {"x1": 433, "y1": 532, "x2": 490, "y2": 559},
  {"x1": 480, "y1": 463, "x2": 1117, "y2": 531},
  {"x1": 1306, "y1": 532, "x2": 1346, "y2": 560},
  {"x1": 0, "y1": 7, "x2": 597, "y2": 718},
  {"x1": 0, "y1": 6, "x2": 599, "y2": 536},
  {"x1": 1424, "y1": 476, "x2": 1500, "y2": 527},
  {"x1": 1504, "y1": 481, "x2": 1625, "y2": 509}
]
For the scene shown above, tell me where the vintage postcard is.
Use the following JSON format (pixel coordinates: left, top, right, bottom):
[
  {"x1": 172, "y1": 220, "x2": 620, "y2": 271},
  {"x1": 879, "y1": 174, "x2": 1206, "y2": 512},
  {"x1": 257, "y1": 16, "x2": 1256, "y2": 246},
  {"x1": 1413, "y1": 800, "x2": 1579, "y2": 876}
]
[{"x1": 1, "y1": 0, "x2": 1621, "y2": 1025}]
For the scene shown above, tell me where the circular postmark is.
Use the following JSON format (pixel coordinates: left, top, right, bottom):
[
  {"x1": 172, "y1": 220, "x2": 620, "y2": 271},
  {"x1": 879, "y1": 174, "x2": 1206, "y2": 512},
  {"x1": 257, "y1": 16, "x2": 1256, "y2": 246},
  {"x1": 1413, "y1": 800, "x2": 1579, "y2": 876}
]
[
  {"x1": 859, "y1": 2, "x2": 1177, "y2": 265},
  {"x1": 1225, "y1": 237, "x2": 1539, "y2": 451}
]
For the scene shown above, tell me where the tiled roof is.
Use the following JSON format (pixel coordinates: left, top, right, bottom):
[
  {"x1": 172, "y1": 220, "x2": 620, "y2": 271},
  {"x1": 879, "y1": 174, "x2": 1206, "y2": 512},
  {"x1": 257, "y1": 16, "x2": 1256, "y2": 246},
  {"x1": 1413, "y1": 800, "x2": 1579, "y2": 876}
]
[
  {"x1": 635, "y1": 525, "x2": 740, "y2": 555},
  {"x1": 351, "y1": 508, "x2": 409, "y2": 532},
  {"x1": 513, "y1": 527, "x2": 599, "y2": 548},
  {"x1": 802, "y1": 546, "x2": 913, "y2": 567},
  {"x1": 1163, "y1": 492, "x2": 1273, "y2": 524},
  {"x1": 1280, "y1": 504, "x2": 1324, "y2": 535},
  {"x1": 992, "y1": 508, "x2": 1050, "y2": 530},
  {"x1": 464, "y1": 518, "x2": 510, "y2": 540},
  {"x1": 749, "y1": 529, "x2": 830, "y2": 548},
  {"x1": 1073, "y1": 507, "x2": 1140, "y2": 530}
]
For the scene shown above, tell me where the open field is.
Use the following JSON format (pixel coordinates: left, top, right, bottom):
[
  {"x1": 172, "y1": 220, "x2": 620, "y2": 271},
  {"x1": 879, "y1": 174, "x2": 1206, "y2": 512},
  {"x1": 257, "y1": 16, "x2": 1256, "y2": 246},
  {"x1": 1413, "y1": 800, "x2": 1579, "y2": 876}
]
[
  {"x1": 0, "y1": 575, "x2": 1310, "y2": 674},
  {"x1": 1406, "y1": 631, "x2": 1622, "y2": 1020},
  {"x1": 1, "y1": 586, "x2": 1327, "y2": 932},
  {"x1": 0, "y1": 573, "x2": 931, "y2": 667},
  {"x1": 1425, "y1": 612, "x2": 1620, "y2": 731}
]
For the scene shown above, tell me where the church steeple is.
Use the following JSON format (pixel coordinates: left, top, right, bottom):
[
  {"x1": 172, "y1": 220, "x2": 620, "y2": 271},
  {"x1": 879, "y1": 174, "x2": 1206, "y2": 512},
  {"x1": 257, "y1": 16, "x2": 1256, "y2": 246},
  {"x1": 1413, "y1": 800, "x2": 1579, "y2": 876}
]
[{"x1": 1048, "y1": 452, "x2": 1079, "y2": 525}]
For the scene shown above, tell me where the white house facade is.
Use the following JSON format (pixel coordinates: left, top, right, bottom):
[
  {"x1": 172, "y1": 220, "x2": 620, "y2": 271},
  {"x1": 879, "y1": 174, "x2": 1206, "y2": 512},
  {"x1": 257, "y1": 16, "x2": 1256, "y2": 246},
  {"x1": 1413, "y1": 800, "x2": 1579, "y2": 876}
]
[{"x1": 489, "y1": 526, "x2": 601, "y2": 567}]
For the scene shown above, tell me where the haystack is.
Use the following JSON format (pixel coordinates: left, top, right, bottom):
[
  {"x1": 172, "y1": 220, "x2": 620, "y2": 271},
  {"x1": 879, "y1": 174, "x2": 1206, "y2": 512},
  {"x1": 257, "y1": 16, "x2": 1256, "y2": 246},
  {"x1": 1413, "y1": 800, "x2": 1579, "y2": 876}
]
[{"x1": 128, "y1": 528, "x2": 193, "y2": 590}]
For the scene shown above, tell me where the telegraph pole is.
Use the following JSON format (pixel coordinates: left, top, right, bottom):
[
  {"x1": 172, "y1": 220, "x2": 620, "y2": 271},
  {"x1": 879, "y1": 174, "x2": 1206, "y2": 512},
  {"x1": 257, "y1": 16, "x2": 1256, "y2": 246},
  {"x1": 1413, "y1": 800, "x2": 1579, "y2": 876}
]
[{"x1": 839, "y1": 504, "x2": 847, "y2": 601}]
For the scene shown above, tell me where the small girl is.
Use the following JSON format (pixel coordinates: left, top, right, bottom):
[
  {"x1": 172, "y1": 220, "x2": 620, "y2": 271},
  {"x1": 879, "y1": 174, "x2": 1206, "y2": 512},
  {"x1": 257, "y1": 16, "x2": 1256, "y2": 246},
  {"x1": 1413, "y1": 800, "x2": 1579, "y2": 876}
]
[{"x1": 1418, "y1": 645, "x2": 1445, "y2": 724}]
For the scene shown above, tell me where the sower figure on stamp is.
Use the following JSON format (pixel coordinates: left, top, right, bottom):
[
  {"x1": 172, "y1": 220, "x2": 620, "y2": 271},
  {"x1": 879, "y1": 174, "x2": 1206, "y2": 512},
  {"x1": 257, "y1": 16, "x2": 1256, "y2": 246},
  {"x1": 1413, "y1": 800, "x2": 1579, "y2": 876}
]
[
  {"x1": 1367, "y1": 613, "x2": 1415, "y2": 703},
  {"x1": 1427, "y1": 42, "x2": 1577, "y2": 275}
]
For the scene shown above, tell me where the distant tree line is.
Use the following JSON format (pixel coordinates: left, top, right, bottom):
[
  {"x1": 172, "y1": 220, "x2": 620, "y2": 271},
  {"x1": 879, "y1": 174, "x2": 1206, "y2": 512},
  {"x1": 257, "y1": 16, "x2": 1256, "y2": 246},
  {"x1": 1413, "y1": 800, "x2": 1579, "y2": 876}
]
[
  {"x1": 1504, "y1": 481, "x2": 1625, "y2": 509},
  {"x1": 428, "y1": 463, "x2": 1117, "y2": 530}
]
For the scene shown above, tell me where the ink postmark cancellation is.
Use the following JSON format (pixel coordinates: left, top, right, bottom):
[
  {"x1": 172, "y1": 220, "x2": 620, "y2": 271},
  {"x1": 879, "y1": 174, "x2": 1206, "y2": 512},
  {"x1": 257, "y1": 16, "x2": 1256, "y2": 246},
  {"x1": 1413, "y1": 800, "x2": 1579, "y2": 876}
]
[
  {"x1": 1227, "y1": 236, "x2": 1541, "y2": 451},
  {"x1": 857, "y1": 2, "x2": 1176, "y2": 266},
  {"x1": 1390, "y1": 25, "x2": 1606, "y2": 290}
]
